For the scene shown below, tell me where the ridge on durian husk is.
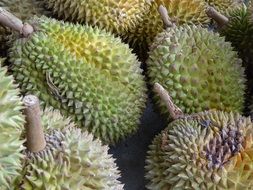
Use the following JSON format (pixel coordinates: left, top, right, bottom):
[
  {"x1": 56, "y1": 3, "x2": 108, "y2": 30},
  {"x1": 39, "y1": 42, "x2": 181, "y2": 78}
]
[
  {"x1": 147, "y1": 24, "x2": 245, "y2": 117},
  {"x1": 122, "y1": 0, "x2": 210, "y2": 59},
  {"x1": 14, "y1": 108, "x2": 123, "y2": 189},
  {"x1": 10, "y1": 16, "x2": 147, "y2": 145},
  {"x1": 0, "y1": 58, "x2": 25, "y2": 189},
  {"x1": 146, "y1": 110, "x2": 253, "y2": 189},
  {"x1": 205, "y1": 0, "x2": 244, "y2": 15},
  {"x1": 0, "y1": 0, "x2": 49, "y2": 57},
  {"x1": 45, "y1": 0, "x2": 152, "y2": 35}
]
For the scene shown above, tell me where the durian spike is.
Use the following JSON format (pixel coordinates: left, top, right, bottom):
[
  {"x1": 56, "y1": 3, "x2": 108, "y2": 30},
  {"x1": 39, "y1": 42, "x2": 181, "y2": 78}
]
[
  {"x1": 206, "y1": 6, "x2": 229, "y2": 28},
  {"x1": 0, "y1": 7, "x2": 33, "y2": 37},
  {"x1": 153, "y1": 83, "x2": 184, "y2": 120},
  {"x1": 158, "y1": 5, "x2": 174, "y2": 28},
  {"x1": 23, "y1": 95, "x2": 46, "y2": 153}
]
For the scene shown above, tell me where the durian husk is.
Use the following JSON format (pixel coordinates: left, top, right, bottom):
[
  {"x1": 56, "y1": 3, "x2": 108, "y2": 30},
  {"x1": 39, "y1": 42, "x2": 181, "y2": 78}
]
[
  {"x1": 146, "y1": 110, "x2": 253, "y2": 189},
  {"x1": 0, "y1": 58, "x2": 25, "y2": 189},
  {"x1": 122, "y1": 0, "x2": 210, "y2": 60},
  {"x1": 45, "y1": 0, "x2": 152, "y2": 36},
  {"x1": 219, "y1": 4, "x2": 253, "y2": 103},
  {"x1": 147, "y1": 25, "x2": 246, "y2": 118},
  {"x1": 10, "y1": 16, "x2": 147, "y2": 145},
  {"x1": 205, "y1": 0, "x2": 244, "y2": 15},
  {"x1": 14, "y1": 108, "x2": 124, "y2": 189},
  {"x1": 220, "y1": 4, "x2": 253, "y2": 57}
]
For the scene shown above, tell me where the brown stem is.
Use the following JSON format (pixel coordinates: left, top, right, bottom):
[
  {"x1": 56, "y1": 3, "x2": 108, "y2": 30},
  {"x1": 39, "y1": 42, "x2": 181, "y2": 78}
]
[
  {"x1": 153, "y1": 83, "x2": 184, "y2": 120},
  {"x1": 23, "y1": 95, "x2": 46, "y2": 153},
  {"x1": 0, "y1": 7, "x2": 34, "y2": 37},
  {"x1": 206, "y1": 6, "x2": 229, "y2": 28},
  {"x1": 158, "y1": 5, "x2": 174, "y2": 28}
]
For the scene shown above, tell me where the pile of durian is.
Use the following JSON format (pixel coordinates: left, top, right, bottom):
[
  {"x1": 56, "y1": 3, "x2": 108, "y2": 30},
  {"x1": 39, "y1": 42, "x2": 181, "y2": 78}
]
[{"x1": 0, "y1": 0, "x2": 253, "y2": 189}]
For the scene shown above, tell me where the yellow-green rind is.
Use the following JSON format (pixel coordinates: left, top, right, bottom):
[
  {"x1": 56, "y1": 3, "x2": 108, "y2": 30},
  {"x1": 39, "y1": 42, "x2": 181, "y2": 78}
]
[
  {"x1": 147, "y1": 25, "x2": 245, "y2": 117},
  {"x1": 205, "y1": 0, "x2": 244, "y2": 15},
  {"x1": 122, "y1": 0, "x2": 210, "y2": 57},
  {"x1": 146, "y1": 110, "x2": 253, "y2": 189},
  {"x1": 14, "y1": 109, "x2": 123, "y2": 189},
  {"x1": 45, "y1": 0, "x2": 152, "y2": 35},
  {"x1": 10, "y1": 16, "x2": 147, "y2": 145},
  {"x1": 0, "y1": 58, "x2": 25, "y2": 189}
]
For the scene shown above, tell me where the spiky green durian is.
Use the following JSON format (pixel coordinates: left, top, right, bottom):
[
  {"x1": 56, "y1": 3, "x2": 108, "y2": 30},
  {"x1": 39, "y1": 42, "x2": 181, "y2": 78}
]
[
  {"x1": 147, "y1": 24, "x2": 245, "y2": 117},
  {"x1": 219, "y1": 4, "x2": 253, "y2": 56},
  {"x1": 14, "y1": 99, "x2": 123, "y2": 189},
  {"x1": 0, "y1": 0, "x2": 49, "y2": 56},
  {"x1": 146, "y1": 110, "x2": 253, "y2": 189},
  {"x1": 145, "y1": 84, "x2": 253, "y2": 189},
  {"x1": 0, "y1": 58, "x2": 24, "y2": 189},
  {"x1": 205, "y1": 0, "x2": 243, "y2": 15},
  {"x1": 213, "y1": 4, "x2": 253, "y2": 95},
  {"x1": 10, "y1": 16, "x2": 147, "y2": 144},
  {"x1": 122, "y1": 0, "x2": 210, "y2": 59},
  {"x1": 45, "y1": 0, "x2": 152, "y2": 35}
]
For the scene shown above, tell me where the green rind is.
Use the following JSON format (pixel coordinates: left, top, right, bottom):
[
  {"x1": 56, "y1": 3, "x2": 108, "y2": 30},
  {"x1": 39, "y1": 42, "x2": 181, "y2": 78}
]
[
  {"x1": 10, "y1": 16, "x2": 147, "y2": 145},
  {"x1": 147, "y1": 25, "x2": 245, "y2": 117},
  {"x1": 0, "y1": 58, "x2": 25, "y2": 189},
  {"x1": 14, "y1": 109, "x2": 123, "y2": 189},
  {"x1": 220, "y1": 4, "x2": 253, "y2": 56}
]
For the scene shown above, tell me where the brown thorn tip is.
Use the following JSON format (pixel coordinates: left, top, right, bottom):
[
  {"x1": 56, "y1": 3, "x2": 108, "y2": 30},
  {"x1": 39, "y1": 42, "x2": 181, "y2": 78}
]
[
  {"x1": 206, "y1": 6, "x2": 229, "y2": 27},
  {"x1": 158, "y1": 5, "x2": 173, "y2": 28},
  {"x1": 23, "y1": 95, "x2": 46, "y2": 153},
  {"x1": 153, "y1": 83, "x2": 184, "y2": 120}
]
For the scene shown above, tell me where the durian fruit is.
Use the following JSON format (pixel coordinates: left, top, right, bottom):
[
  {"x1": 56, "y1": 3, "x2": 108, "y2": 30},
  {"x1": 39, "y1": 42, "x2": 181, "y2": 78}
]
[
  {"x1": 207, "y1": 5, "x2": 253, "y2": 110},
  {"x1": 122, "y1": 0, "x2": 210, "y2": 61},
  {"x1": 147, "y1": 6, "x2": 245, "y2": 118},
  {"x1": 14, "y1": 95, "x2": 123, "y2": 189},
  {"x1": 45, "y1": 0, "x2": 152, "y2": 35},
  {"x1": 0, "y1": 0, "x2": 49, "y2": 56},
  {"x1": 204, "y1": 0, "x2": 244, "y2": 15},
  {"x1": 206, "y1": 4, "x2": 253, "y2": 58},
  {"x1": 145, "y1": 83, "x2": 253, "y2": 189},
  {"x1": 0, "y1": 58, "x2": 25, "y2": 189},
  {"x1": 0, "y1": 8, "x2": 147, "y2": 144}
]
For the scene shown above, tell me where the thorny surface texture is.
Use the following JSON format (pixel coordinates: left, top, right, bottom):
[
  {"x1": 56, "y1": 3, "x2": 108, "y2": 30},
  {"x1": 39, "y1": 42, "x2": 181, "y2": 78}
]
[
  {"x1": 146, "y1": 110, "x2": 253, "y2": 189},
  {"x1": 203, "y1": 123, "x2": 244, "y2": 170}
]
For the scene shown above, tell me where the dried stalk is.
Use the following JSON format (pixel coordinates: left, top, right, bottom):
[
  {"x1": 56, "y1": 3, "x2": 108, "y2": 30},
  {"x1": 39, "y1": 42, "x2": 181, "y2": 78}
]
[
  {"x1": 23, "y1": 95, "x2": 46, "y2": 152},
  {"x1": 153, "y1": 83, "x2": 184, "y2": 120}
]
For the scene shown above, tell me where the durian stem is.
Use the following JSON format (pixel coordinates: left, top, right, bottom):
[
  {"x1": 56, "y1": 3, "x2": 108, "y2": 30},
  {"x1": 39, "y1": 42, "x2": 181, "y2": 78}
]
[
  {"x1": 158, "y1": 5, "x2": 174, "y2": 28},
  {"x1": 23, "y1": 95, "x2": 46, "y2": 153},
  {"x1": 154, "y1": 83, "x2": 184, "y2": 120},
  {"x1": 0, "y1": 7, "x2": 33, "y2": 37},
  {"x1": 206, "y1": 7, "x2": 229, "y2": 28}
]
